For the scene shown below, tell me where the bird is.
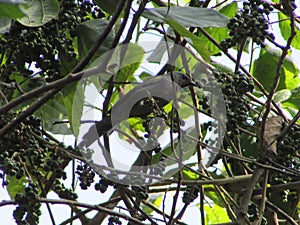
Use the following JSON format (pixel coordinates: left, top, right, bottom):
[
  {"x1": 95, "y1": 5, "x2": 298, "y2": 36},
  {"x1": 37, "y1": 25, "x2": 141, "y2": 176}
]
[{"x1": 78, "y1": 72, "x2": 198, "y2": 148}]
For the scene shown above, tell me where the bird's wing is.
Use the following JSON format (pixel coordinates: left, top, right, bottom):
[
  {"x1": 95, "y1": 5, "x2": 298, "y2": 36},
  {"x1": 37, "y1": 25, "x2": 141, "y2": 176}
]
[{"x1": 110, "y1": 76, "x2": 179, "y2": 123}]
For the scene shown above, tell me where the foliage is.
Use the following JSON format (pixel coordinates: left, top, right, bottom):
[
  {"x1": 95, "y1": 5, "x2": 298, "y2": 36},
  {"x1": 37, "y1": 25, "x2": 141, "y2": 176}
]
[{"x1": 0, "y1": 0, "x2": 300, "y2": 225}]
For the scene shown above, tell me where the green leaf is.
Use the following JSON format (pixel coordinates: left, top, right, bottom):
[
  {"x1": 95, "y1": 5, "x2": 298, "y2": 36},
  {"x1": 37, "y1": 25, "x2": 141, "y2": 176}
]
[
  {"x1": 274, "y1": 89, "x2": 291, "y2": 103},
  {"x1": 278, "y1": 12, "x2": 300, "y2": 50},
  {"x1": 7, "y1": 175, "x2": 27, "y2": 200},
  {"x1": 204, "y1": 203, "x2": 231, "y2": 224},
  {"x1": 139, "y1": 72, "x2": 152, "y2": 79},
  {"x1": 177, "y1": 93, "x2": 196, "y2": 119},
  {"x1": 211, "y1": 61, "x2": 233, "y2": 72},
  {"x1": 0, "y1": 3, "x2": 26, "y2": 19},
  {"x1": 17, "y1": 0, "x2": 59, "y2": 27},
  {"x1": 94, "y1": 0, "x2": 119, "y2": 15},
  {"x1": 63, "y1": 83, "x2": 84, "y2": 136},
  {"x1": 240, "y1": 133, "x2": 259, "y2": 159},
  {"x1": 218, "y1": 1, "x2": 238, "y2": 18},
  {"x1": 36, "y1": 93, "x2": 72, "y2": 135},
  {"x1": 142, "y1": 6, "x2": 228, "y2": 28},
  {"x1": 182, "y1": 169, "x2": 200, "y2": 180},
  {"x1": 59, "y1": 51, "x2": 78, "y2": 76},
  {"x1": 282, "y1": 86, "x2": 300, "y2": 109},
  {"x1": 141, "y1": 195, "x2": 162, "y2": 214},
  {"x1": 127, "y1": 117, "x2": 145, "y2": 132},
  {"x1": 252, "y1": 48, "x2": 300, "y2": 91},
  {"x1": 77, "y1": 19, "x2": 114, "y2": 63},
  {"x1": 9, "y1": 74, "x2": 46, "y2": 100},
  {"x1": 175, "y1": 50, "x2": 199, "y2": 75}
]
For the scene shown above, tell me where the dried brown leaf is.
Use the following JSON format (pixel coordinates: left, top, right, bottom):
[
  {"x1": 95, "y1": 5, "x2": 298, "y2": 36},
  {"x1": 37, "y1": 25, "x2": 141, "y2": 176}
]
[{"x1": 263, "y1": 116, "x2": 282, "y2": 155}]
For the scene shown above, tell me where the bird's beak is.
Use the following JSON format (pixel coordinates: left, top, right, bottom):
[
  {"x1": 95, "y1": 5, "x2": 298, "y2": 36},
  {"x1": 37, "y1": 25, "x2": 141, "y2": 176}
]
[{"x1": 191, "y1": 80, "x2": 201, "y2": 88}]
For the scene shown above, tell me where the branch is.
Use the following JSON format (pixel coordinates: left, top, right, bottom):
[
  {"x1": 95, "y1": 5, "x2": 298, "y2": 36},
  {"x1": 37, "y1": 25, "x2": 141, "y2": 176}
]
[
  {"x1": 0, "y1": 69, "x2": 88, "y2": 115},
  {"x1": 237, "y1": 168, "x2": 265, "y2": 224},
  {"x1": 38, "y1": 198, "x2": 147, "y2": 225},
  {"x1": 260, "y1": 13, "x2": 296, "y2": 149}
]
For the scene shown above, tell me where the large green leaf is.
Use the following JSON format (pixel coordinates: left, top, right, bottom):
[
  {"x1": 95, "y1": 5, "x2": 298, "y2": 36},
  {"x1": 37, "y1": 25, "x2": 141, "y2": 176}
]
[
  {"x1": 278, "y1": 12, "x2": 300, "y2": 50},
  {"x1": 252, "y1": 48, "x2": 300, "y2": 92},
  {"x1": 77, "y1": 19, "x2": 114, "y2": 64},
  {"x1": 142, "y1": 6, "x2": 228, "y2": 28},
  {"x1": 143, "y1": 6, "x2": 229, "y2": 60},
  {"x1": 0, "y1": 3, "x2": 26, "y2": 19},
  {"x1": 17, "y1": 0, "x2": 59, "y2": 27}
]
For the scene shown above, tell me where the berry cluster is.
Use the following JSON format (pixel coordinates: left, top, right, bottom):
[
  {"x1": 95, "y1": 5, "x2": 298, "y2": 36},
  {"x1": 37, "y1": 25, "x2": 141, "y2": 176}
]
[
  {"x1": 271, "y1": 123, "x2": 300, "y2": 183},
  {"x1": 95, "y1": 177, "x2": 116, "y2": 193},
  {"x1": 0, "y1": 114, "x2": 76, "y2": 223},
  {"x1": 0, "y1": 0, "x2": 105, "y2": 83},
  {"x1": 212, "y1": 70, "x2": 254, "y2": 137},
  {"x1": 0, "y1": 115, "x2": 63, "y2": 182},
  {"x1": 53, "y1": 180, "x2": 78, "y2": 200},
  {"x1": 13, "y1": 183, "x2": 42, "y2": 225},
  {"x1": 76, "y1": 164, "x2": 96, "y2": 190},
  {"x1": 182, "y1": 185, "x2": 200, "y2": 204},
  {"x1": 220, "y1": 0, "x2": 274, "y2": 50}
]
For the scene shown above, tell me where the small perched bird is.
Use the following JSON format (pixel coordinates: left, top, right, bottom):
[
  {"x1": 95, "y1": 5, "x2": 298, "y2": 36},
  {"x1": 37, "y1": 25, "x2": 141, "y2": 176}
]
[{"x1": 78, "y1": 72, "x2": 197, "y2": 148}]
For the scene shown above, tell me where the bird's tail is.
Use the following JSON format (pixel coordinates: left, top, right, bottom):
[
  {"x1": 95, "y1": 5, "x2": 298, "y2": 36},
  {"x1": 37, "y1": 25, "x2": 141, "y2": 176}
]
[{"x1": 78, "y1": 117, "x2": 112, "y2": 148}]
